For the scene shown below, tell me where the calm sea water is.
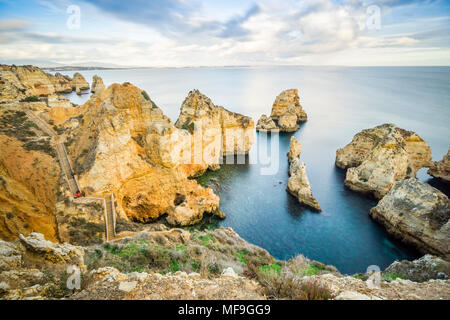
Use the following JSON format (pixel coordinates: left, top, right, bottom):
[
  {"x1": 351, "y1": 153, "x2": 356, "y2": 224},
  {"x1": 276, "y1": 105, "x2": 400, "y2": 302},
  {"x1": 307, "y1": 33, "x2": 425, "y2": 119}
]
[{"x1": 63, "y1": 66, "x2": 450, "y2": 274}]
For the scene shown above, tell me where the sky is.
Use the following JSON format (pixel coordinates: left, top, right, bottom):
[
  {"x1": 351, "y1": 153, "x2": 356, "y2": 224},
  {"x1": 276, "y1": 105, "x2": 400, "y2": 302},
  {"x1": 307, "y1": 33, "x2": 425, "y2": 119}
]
[{"x1": 0, "y1": 0, "x2": 449, "y2": 66}]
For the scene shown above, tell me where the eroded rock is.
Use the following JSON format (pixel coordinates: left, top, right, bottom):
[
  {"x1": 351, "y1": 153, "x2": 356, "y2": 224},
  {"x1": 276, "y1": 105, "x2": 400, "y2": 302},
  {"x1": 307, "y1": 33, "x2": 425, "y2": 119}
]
[
  {"x1": 256, "y1": 89, "x2": 307, "y2": 132},
  {"x1": 369, "y1": 178, "x2": 449, "y2": 258},
  {"x1": 428, "y1": 148, "x2": 450, "y2": 183},
  {"x1": 336, "y1": 124, "x2": 432, "y2": 199},
  {"x1": 286, "y1": 136, "x2": 321, "y2": 211}
]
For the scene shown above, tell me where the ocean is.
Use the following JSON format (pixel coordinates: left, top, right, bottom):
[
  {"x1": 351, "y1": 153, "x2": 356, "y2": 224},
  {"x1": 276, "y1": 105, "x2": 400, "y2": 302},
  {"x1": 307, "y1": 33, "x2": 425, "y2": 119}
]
[{"x1": 61, "y1": 66, "x2": 450, "y2": 274}]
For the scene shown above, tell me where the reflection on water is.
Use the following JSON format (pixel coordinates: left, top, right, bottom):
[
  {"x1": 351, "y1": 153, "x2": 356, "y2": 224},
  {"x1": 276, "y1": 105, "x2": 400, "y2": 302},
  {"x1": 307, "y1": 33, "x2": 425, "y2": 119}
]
[{"x1": 62, "y1": 66, "x2": 450, "y2": 274}]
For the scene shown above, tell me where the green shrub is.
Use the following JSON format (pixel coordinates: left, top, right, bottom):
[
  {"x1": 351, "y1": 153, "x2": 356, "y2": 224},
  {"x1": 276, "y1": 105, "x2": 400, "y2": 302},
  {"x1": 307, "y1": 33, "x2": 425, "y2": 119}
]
[
  {"x1": 199, "y1": 234, "x2": 216, "y2": 247},
  {"x1": 141, "y1": 90, "x2": 150, "y2": 101},
  {"x1": 382, "y1": 272, "x2": 403, "y2": 282},
  {"x1": 20, "y1": 96, "x2": 40, "y2": 102}
]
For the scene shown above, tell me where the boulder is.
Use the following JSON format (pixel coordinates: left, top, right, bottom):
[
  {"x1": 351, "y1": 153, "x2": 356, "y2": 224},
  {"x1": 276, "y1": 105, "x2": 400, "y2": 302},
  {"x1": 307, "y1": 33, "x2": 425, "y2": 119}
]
[
  {"x1": 428, "y1": 148, "x2": 450, "y2": 183},
  {"x1": 286, "y1": 137, "x2": 321, "y2": 211},
  {"x1": 336, "y1": 124, "x2": 432, "y2": 199},
  {"x1": 369, "y1": 178, "x2": 449, "y2": 258},
  {"x1": 19, "y1": 232, "x2": 86, "y2": 271}
]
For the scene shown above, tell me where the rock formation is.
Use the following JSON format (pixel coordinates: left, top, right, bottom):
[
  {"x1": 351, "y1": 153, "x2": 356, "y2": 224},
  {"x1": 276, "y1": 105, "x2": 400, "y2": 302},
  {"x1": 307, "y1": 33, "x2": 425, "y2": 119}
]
[
  {"x1": 369, "y1": 178, "x2": 449, "y2": 258},
  {"x1": 0, "y1": 107, "x2": 61, "y2": 241},
  {"x1": 286, "y1": 136, "x2": 321, "y2": 211},
  {"x1": 175, "y1": 89, "x2": 254, "y2": 169},
  {"x1": 46, "y1": 94, "x2": 72, "y2": 108},
  {"x1": 336, "y1": 124, "x2": 432, "y2": 199},
  {"x1": 255, "y1": 115, "x2": 277, "y2": 132},
  {"x1": 428, "y1": 148, "x2": 450, "y2": 183},
  {"x1": 383, "y1": 255, "x2": 449, "y2": 282},
  {"x1": 256, "y1": 89, "x2": 307, "y2": 132},
  {"x1": 70, "y1": 72, "x2": 89, "y2": 92},
  {"x1": 0, "y1": 65, "x2": 86, "y2": 102},
  {"x1": 90, "y1": 75, "x2": 105, "y2": 94},
  {"x1": 63, "y1": 83, "x2": 224, "y2": 226}
]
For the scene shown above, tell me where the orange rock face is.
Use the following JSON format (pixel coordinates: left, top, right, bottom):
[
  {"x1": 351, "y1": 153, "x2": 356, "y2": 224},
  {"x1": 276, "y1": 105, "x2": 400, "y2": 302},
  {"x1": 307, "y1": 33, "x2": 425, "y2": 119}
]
[
  {"x1": 64, "y1": 83, "x2": 223, "y2": 226},
  {"x1": 0, "y1": 135, "x2": 60, "y2": 241}
]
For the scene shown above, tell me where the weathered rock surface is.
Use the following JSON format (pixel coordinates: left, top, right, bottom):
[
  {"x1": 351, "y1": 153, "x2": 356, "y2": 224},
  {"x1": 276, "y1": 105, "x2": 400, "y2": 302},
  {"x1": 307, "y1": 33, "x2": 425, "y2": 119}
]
[
  {"x1": 384, "y1": 255, "x2": 449, "y2": 282},
  {"x1": 19, "y1": 233, "x2": 85, "y2": 270},
  {"x1": 0, "y1": 233, "x2": 86, "y2": 300},
  {"x1": 175, "y1": 89, "x2": 254, "y2": 168},
  {"x1": 70, "y1": 72, "x2": 89, "y2": 92},
  {"x1": 256, "y1": 114, "x2": 278, "y2": 132},
  {"x1": 313, "y1": 273, "x2": 450, "y2": 300},
  {"x1": 256, "y1": 89, "x2": 307, "y2": 132},
  {"x1": 64, "y1": 83, "x2": 223, "y2": 226},
  {"x1": 0, "y1": 65, "x2": 86, "y2": 102},
  {"x1": 369, "y1": 178, "x2": 449, "y2": 258},
  {"x1": 336, "y1": 124, "x2": 432, "y2": 199},
  {"x1": 0, "y1": 108, "x2": 61, "y2": 241},
  {"x1": 90, "y1": 75, "x2": 105, "y2": 94},
  {"x1": 46, "y1": 94, "x2": 72, "y2": 108},
  {"x1": 286, "y1": 137, "x2": 321, "y2": 211},
  {"x1": 428, "y1": 148, "x2": 450, "y2": 183},
  {"x1": 72, "y1": 268, "x2": 264, "y2": 300}
]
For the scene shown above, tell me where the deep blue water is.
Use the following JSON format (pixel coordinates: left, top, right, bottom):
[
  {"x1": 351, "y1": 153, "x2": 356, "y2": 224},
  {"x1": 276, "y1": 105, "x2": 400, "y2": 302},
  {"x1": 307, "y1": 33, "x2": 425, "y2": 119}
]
[{"x1": 62, "y1": 66, "x2": 450, "y2": 274}]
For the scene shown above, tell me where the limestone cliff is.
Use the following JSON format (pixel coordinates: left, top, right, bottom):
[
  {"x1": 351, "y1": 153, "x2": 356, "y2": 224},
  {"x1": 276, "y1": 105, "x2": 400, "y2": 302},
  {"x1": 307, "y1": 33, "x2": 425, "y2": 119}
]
[
  {"x1": 428, "y1": 148, "x2": 450, "y2": 183},
  {"x1": 63, "y1": 83, "x2": 223, "y2": 226},
  {"x1": 256, "y1": 89, "x2": 307, "y2": 132},
  {"x1": 0, "y1": 107, "x2": 61, "y2": 242},
  {"x1": 174, "y1": 89, "x2": 254, "y2": 171},
  {"x1": 336, "y1": 124, "x2": 432, "y2": 199},
  {"x1": 0, "y1": 65, "x2": 86, "y2": 102},
  {"x1": 286, "y1": 136, "x2": 321, "y2": 211},
  {"x1": 369, "y1": 178, "x2": 449, "y2": 258}
]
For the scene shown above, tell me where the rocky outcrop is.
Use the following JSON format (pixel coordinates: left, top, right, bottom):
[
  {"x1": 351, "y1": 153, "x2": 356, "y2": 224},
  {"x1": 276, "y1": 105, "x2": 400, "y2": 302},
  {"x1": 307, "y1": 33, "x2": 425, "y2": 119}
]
[
  {"x1": 286, "y1": 136, "x2": 321, "y2": 211},
  {"x1": 175, "y1": 90, "x2": 254, "y2": 169},
  {"x1": 369, "y1": 178, "x2": 449, "y2": 258},
  {"x1": 0, "y1": 107, "x2": 61, "y2": 241},
  {"x1": 428, "y1": 148, "x2": 450, "y2": 183},
  {"x1": 256, "y1": 89, "x2": 307, "y2": 132},
  {"x1": 384, "y1": 255, "x2": 449, "y2": 282},
  {"x1": 64, "y1": 83, "x2": 223, "y2": 226},
  {"x1": 46, "y1": 94, "x2": 72, "y2": 108},
  {"x1": 72, "y1": 268, "x2": 264, "y2": 300},
  {"x1": 19, "y1": 233, "x2": 85, "y2": 270},
  {"x1": 336, "y1": 124, "x2": 432, "y2": 199},
  {"x1": 256, "y1": 114, "x2": 277, "y2": 132},
  {"x1": 90, "y1": 75, "x2": 105, "y2": 94},
  {"x1": 70, "y1": 72, "x2": 89, "y2": 92},
  {"x1": 0, "y1": 65, "x2": 86, "y2": 102},
  {"x1": 313, "y1": 273, "x2": 449, "y2": 300}
]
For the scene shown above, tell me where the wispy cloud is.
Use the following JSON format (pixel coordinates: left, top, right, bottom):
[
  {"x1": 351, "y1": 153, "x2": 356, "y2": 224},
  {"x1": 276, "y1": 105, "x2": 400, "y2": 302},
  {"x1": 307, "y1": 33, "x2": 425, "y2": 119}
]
[{"x1": 0, "y1": 0, "x2": 449, "y2": 66}]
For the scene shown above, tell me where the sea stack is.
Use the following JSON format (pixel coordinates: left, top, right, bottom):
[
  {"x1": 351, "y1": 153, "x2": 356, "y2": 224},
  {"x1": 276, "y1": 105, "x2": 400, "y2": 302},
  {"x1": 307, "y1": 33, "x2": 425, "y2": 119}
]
[
  {"x1": 256, "y1": 89, "x2": 307, "y2": 132},
  {"x1": 286, "y1": 136, "x2": 321, "y2": 211},
  {"x1": 336, "y1": 124, "x2": 432, "y2": 199}
]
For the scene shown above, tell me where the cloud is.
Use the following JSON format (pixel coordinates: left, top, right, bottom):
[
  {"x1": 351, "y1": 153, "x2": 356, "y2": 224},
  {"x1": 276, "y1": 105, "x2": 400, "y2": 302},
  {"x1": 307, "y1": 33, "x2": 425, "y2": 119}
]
[
  {"x1": 0, "y1": 19, "x2": 29, "y2": 31},
  {"x1": 0, "y1": 0, "x2": 449, "y2": 66}
]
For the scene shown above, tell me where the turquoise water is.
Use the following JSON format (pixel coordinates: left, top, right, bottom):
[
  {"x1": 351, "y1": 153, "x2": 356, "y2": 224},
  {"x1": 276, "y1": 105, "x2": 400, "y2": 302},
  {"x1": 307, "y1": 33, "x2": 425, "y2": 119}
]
[{"x1": 63, "y1": 66, "x2": 450, "y2": 274}]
